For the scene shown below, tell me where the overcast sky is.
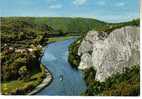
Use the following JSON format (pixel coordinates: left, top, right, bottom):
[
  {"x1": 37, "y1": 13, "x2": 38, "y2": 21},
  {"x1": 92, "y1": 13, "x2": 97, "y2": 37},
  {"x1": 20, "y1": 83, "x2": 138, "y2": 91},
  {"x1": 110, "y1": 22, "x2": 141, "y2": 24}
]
[{"x1": 0, "y1": 0, "x2": 139, "y2": 22}]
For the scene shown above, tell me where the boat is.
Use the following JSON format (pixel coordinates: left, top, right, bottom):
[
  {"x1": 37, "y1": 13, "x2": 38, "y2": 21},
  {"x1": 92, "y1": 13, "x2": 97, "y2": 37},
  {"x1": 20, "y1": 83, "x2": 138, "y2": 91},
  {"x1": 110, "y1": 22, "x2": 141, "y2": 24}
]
[{"x1": 59, "y1": 75, "x2": 63, "y2": 81}]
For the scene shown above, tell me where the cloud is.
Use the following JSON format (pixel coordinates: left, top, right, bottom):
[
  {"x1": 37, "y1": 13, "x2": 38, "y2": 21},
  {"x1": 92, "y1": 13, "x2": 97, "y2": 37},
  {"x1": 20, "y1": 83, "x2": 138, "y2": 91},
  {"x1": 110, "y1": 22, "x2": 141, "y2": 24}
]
[
  {"x1": 115, "y1": 2, "x2": 125, "y2": 7},
  {"x1": 49, "y1": 4, "x2": 62, "y2": 9},
  {"x1": 73, "y1": 0, "x2": 88, "y2": 6}
]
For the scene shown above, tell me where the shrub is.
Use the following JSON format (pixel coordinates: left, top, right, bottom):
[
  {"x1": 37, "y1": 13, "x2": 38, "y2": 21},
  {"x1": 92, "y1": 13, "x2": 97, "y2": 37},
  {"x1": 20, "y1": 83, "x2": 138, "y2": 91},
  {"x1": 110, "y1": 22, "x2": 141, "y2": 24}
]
[
  {"x1": 83, "y1": 65, "x2": 140, "y2": 96},
  {"x1": 68, "y1": 37, "x2": 83, "y2": 68},
  {"x1": 18, "y1": 66, "x2": 29, "y2": 79}
]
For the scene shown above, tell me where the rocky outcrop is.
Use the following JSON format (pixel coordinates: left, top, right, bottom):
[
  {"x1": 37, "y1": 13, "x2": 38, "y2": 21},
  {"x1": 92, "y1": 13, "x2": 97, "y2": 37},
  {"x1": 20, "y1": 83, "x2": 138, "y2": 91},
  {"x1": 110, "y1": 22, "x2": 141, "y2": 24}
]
[
  {"x1": 78, "y1": 53, "x2": 93, "y2": 70},
  {"x1": 78, "y1": 26, "x2": 140, "y2": 82}
]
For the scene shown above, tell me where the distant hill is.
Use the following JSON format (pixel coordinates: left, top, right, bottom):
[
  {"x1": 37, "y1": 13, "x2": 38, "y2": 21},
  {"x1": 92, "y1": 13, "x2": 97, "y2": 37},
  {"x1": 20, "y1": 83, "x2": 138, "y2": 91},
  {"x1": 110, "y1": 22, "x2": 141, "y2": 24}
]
[
  {"x1": 1, "y1": 17, "x2": 109, "y2": 35},
  {"x1": 1, "y1": 17, "x2": 139, "y2": 35},
  {"x1": 1, "y1": 17, "x2": 140, "y2": 48}
]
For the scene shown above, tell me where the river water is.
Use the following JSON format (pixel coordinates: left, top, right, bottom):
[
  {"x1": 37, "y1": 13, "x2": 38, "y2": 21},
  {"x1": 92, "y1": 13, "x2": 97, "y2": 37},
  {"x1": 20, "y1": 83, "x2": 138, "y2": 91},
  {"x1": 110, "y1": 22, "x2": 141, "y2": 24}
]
[{"x1": 36, "y1": 39, "x2": 86, "y2": 96}]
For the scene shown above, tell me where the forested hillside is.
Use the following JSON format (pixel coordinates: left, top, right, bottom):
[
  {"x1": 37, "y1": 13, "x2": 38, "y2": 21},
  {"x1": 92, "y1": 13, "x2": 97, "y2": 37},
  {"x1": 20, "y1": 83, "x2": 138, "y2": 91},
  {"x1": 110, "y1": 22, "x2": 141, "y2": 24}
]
[{"x1": 1, "y1": 17, "x2": 109, "y2": 36}]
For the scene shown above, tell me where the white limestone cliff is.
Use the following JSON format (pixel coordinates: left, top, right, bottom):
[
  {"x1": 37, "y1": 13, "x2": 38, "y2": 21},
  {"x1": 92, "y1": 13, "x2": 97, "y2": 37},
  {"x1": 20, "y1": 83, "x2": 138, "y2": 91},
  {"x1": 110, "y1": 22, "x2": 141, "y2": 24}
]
[{"x1": 78, "y1": 26, "x2": 140, "y2": 82}]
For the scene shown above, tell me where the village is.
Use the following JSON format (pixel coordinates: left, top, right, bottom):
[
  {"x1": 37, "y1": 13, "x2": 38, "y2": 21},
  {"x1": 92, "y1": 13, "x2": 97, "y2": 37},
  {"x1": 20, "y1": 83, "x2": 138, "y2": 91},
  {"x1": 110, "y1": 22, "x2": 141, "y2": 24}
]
[{"x1": 2, "y1": 43, "x2": 42, "y2": 54}]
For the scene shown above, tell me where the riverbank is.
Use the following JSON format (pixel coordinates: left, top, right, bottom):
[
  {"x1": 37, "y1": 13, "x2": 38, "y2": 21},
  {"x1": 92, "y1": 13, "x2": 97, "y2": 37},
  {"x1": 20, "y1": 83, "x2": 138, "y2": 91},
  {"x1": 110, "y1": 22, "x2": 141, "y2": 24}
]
[
  {"x1": 47, "y1": 36, "x2": 78, "y2": 44},
  {"x1": 28, "y1": 67, "x2": 52, "y2": 95},
  {"x1": 68, "y1": 37, "x2": 82, "y2": 69},
  {"x1": 1, "y1": 64, "x2": 52, "y2": 95}
]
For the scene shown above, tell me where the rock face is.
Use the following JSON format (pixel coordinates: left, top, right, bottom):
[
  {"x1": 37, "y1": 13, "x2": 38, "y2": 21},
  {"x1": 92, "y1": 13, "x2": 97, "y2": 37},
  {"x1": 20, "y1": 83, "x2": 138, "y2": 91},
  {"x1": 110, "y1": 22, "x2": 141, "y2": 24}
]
[
  {"x1": 78, "y1": 53, "x2": 92, "y2": 70},
  {"x1": 78, "y1": 26, "x2": 140, "y2": 82}
]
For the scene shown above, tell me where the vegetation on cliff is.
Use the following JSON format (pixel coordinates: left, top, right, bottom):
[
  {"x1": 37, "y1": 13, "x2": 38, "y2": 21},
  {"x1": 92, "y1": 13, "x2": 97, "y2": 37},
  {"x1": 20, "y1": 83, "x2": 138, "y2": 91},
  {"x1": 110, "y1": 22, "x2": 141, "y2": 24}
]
[
  {"x1": 82, "y1": 65, "x2": 140, "y2": 96},
  {"x1": 68, "y1": 37, "x2": 83, "y2": 69}
]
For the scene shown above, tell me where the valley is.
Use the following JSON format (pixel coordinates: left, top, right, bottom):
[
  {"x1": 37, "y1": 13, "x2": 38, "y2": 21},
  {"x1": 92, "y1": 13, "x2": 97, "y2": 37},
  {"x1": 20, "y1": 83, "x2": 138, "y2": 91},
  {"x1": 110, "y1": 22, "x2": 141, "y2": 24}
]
[{"x1": 0, "y1": 17, "x2": 140, "y2": 96}]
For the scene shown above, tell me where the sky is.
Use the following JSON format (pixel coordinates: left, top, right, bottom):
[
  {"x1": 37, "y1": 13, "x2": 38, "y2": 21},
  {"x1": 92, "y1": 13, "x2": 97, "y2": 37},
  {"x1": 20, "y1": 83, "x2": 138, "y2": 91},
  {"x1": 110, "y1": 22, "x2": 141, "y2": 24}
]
[{"x1": 0, "y1": 0, "x2": 140, "y2": 22}]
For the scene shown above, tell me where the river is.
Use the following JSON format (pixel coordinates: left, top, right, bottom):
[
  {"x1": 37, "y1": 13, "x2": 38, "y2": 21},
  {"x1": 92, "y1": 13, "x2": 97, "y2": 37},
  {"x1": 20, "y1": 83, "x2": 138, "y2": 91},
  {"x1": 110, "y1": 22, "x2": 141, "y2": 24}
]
[{"x1": 36, "y1": 38, "x2": 87, "y2": 95}]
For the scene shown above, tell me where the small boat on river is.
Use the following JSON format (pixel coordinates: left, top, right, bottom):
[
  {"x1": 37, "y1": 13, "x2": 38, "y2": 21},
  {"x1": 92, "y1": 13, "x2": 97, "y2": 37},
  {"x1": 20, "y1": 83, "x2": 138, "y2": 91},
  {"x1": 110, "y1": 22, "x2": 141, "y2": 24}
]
[{"x1": 59, "y1": 75, "x2": 63, "y2": 81}]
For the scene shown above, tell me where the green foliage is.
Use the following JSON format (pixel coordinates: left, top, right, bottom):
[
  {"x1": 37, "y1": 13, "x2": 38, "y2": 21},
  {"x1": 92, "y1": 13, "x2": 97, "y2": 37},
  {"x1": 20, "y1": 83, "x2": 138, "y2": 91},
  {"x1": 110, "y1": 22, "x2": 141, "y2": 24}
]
[
  {"x1": 29, "y1": 17, "x2": 109, "y2": 34},
  {"x1": 104, "y1": 19, "x2": 140, "y2": 33},
  {"x1": 1, "y1": 47, "x2": 41, "y2": 81},
  {"x1": 83, "y1": 65, "x2": 140, "y2": 96},
  {"x1": 68, "y1": 37, "x2": 83, "y2": 68},
  {"x1": 13, "y1": 57, "x2": 27, "y2": 67},
  {"x1": 18, "y1": 66, "x2": 29, "y2": 79},
  {"x1": 1, "y1": 17, "x2": 109, "y2": 40},
  {"x1": 84, "y1": 67, "x2": 96, "y2": 86},
  {"x1": 1, "y1": 64, "x2": 47, "y2": 95}
]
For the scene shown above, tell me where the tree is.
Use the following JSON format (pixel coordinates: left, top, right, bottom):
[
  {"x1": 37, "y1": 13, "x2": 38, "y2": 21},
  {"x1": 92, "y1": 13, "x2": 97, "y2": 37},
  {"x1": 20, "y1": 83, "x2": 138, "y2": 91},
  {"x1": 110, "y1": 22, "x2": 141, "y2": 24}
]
[
  {"x1": 18, "y1": 66, "x2": 28, "y2": 79},
  {"x1": 13, "y1": 57, "x2": 27, "y2": 67},
  {"x1": 58, "y1": 29, "x2": 64, "y2": 36}
]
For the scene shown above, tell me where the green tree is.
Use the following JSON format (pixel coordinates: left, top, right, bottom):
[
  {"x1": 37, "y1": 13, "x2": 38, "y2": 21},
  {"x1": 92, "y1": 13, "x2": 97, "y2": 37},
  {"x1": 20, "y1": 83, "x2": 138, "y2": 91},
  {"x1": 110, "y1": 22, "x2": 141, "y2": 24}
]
[{"x1": 18, "y1": 66, "x2": 28, "y2": 79}]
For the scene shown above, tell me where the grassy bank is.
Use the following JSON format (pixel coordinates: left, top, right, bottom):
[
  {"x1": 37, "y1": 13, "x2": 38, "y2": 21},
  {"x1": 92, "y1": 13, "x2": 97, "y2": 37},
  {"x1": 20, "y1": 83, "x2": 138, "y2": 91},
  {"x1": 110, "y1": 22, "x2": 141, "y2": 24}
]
[
  {"x1": 1, "y1": 64, "x2": 47, "y2": 95},
  {"x1": 47, "y1": 36, "x2": 76, "y2": 43},
  {"x1": 82, "y1": 65, "x2": 140, "y2": 96}
]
